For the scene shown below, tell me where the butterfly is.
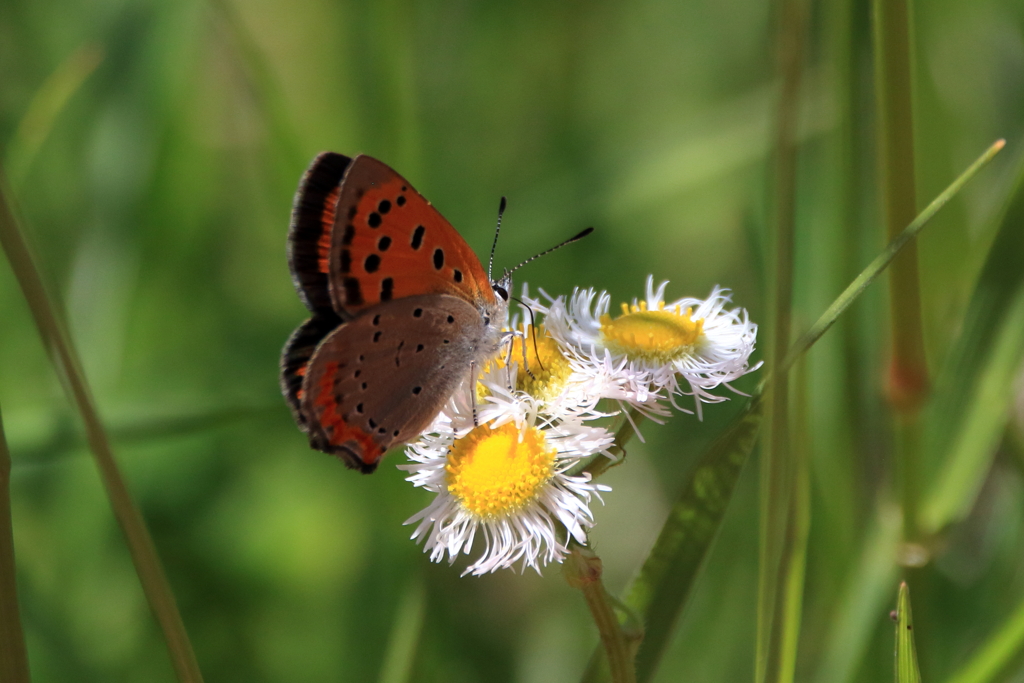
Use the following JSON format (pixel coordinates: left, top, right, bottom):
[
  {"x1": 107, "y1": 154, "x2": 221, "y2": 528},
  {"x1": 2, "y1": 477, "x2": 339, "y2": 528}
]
[{"x1": 280, "y1": 154, "x2": 512, "y2": 473}]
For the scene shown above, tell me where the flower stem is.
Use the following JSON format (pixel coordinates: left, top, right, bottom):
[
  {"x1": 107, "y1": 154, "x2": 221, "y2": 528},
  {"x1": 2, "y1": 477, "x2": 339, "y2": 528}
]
[
  {"x1": 580, "y1": 408, "x2": 645, "y2": 480},
  {"x1": 566, "y1": 546, "x2": 638, "y2": 683}
]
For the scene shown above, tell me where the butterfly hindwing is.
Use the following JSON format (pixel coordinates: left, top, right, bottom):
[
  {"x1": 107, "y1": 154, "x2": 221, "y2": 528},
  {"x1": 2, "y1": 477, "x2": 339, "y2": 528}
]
[
  {"x1": 288, "y1": 152, "x2": 353, "y2": 316},
  {"x1": 327, "y1": 155, "x2": 495, "y2": 317},
  {"x1": 280, "y1": 313, "x2": 344, "y2": 430},
  {"x1": 300, "y1": 294, "x2": 488, "y2": 473}
]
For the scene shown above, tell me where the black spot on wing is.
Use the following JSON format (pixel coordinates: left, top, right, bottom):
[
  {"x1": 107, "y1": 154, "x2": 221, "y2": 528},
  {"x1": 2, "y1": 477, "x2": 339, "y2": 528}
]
[{"x1": 411, "y1": 226, "x2": 425, "y2": 249}]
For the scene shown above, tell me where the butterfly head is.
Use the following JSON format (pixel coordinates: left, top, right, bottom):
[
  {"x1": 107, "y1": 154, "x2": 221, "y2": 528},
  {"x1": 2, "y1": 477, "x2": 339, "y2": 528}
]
[{"x1": 482, "y1": 270, "x2": 513, "y2": 336}]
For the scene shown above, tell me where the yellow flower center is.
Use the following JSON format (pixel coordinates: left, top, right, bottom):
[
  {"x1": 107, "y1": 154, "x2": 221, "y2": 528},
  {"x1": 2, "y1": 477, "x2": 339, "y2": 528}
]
[
  {"x1": 479, "y1": 326, "x2": 573, "y2": 402},
  {"x1": 445, "y1": 422, "x2": 556, "y2": 519},
  {"x1": 599, "y1": 300, "x2": 704, "y2": 364}
]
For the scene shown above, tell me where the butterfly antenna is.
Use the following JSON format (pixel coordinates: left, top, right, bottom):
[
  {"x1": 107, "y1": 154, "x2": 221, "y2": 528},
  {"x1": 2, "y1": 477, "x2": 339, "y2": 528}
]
[
  {"x1": 507, "y1": 227, "x2": 594, "y2": 276},
  {"x1": 488, "y1": 196, "x2": 507, "y2": 281}
]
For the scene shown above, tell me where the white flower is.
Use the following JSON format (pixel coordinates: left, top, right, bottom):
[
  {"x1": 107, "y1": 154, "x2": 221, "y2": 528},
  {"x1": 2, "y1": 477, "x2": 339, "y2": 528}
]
[
  {"x1": 481, "y1": 317, "x2": 622, "y2": 423},
  {"x1": 401, "y1": 386, "x2": 612, "y2": 576},
  {"x1": 531, "y1": 276, "x2": 759, "y2": 418}
]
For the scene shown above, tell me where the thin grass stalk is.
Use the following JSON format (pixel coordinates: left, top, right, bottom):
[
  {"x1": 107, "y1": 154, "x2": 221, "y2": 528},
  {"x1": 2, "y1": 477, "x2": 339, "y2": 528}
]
[
  {"x1": 758, "y1": 0, "x2": 808, "y2": 678},
  {"x1": 0, "y1": 407, "x2": 30, "y2": 683},
  {"x1": 776, "y1": 361, "x2": 811, "y2": 683},
  {"x1": 814, "y1": 0, "x2": 860, "y2": 587},
  {"x1": 780, "y1": 139, "x2": 1005, "y2": 374},
  {"x1": 871, "y1": 0, "x2": 927, "y2": 542},
  {"x1": 0, "y1": 179, "x2": 203, "y2": 682}
]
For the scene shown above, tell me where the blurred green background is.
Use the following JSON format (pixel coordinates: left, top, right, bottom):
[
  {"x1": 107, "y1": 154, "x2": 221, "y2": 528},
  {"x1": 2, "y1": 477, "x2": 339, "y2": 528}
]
[{"x1": 1, "y1": 0, "x2": 1023, "y2": 681}]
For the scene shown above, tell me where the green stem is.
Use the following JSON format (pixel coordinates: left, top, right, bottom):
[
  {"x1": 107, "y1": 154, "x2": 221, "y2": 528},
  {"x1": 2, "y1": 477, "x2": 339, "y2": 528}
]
[
  {"x1": 872, "y1": 0, "x2": 926, "y2": 543},
  {"x1": 0, "y1": 407, "x2": 30, "y2": 683},
  {"x1": 872, "y1": 0, "x2": 928, "y2": 411},
  {"x1": 566, "y1": 547, "x2": 637, "y2": 683},
  {"x1": 580, "y1": 408, "x2": 645, "y2": 480},
  {"x1": 0, "y1": 180, "x2": 203, "y2": 682},
  {"x1": 774, "y1": 362, "x2": 812, "y2": 683},
  {"x1": 759, "y1": 0, "x2": 807, "y2": 678}
]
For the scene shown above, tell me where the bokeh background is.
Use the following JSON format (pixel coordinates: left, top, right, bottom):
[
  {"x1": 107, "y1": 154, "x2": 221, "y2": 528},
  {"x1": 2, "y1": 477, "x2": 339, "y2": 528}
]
[{"x1": 1, "y1": 0, "x2": 1023, "y2": 681}]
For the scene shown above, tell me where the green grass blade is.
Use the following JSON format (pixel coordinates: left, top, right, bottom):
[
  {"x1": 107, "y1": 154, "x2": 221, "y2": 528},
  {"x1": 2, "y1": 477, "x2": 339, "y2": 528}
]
[
  {"x1": 782, "y1": 139, "x2": 1005, "y2": 374},
  {"x1": 921, "y1": 152, "x2": 1024, "y2": 533},
  {"x1": 623, "y1": 393, "x2": 764, "y2": 683},
  {"x1": 920, "y1": 284, "x2": 1024, "y2": 532},
  {"x1": 895, "y1": 582, "x2": 922, "y2": 683},
  {"x1": 943, "y1": 591, "x2": 1024, "y2": 683},
  {"x1": 0, "y1": 407, "x2": 30, "y2": 683},
  {"x1": 0, "y1": 181, "x2": 203, "y2": 682}
]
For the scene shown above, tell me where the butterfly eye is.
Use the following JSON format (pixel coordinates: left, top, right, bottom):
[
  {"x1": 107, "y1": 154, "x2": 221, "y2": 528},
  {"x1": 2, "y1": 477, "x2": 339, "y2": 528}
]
[{"x1": 493, "y1": 285, "x2": 509, "y2": 301}]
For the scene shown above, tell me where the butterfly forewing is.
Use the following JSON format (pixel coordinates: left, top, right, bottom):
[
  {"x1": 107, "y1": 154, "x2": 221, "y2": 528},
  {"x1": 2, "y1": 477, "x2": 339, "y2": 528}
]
[
  {"x1": 300, "y1": 294, "x2": 489, "y2": 472},
  {"x1": 328, "y1": 155, "x2": 495, "y2": 317}
]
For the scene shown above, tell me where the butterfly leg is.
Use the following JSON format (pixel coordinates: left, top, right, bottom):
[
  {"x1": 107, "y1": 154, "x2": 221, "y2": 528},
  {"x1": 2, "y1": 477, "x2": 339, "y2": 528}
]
[
  {"x1": 469, "y1": 360, "x2": 480, "y2": 427},
  {"x1": 519, "y1": 329, "x2": 537, "y2": 381},
  {"x1": 500, "y1": 327, "x2": 536, "y2": 389},
  {"x1": 499, "y1": 330, "x2": 519, "y2": 391}
]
